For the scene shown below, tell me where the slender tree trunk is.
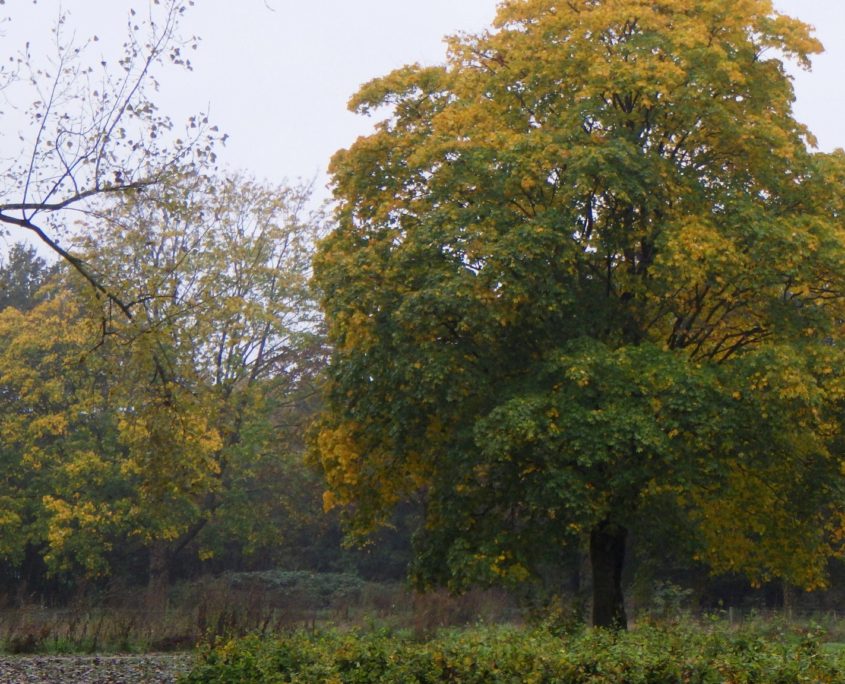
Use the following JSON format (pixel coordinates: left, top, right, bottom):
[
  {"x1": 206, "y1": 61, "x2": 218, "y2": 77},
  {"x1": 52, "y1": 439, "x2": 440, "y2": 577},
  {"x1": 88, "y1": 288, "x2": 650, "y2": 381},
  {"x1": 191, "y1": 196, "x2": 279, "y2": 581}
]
[
  {"x1": 782, "y1": 580, "x2": 794, "y2": 618},
  {"x1": 590, "y1": 519, "x2": 628, "y2": 630},
  {"x1": 147, "y1": 541, "x2": 171, "y2": 613}
]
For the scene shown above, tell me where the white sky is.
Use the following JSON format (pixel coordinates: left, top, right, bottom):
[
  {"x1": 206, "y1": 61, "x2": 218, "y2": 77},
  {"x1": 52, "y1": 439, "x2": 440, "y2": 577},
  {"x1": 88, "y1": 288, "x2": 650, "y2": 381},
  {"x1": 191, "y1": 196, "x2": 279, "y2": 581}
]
[{"x1": 2, "y1": 0, "x2": 844, "y2": 200}]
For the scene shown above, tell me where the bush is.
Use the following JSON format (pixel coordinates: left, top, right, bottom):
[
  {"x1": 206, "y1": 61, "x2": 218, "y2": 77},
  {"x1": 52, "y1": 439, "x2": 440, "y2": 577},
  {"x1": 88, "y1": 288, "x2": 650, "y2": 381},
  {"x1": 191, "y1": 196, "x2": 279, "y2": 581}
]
[{"x1": 182, "y1": 622, "x2": 845, "y2": 683}]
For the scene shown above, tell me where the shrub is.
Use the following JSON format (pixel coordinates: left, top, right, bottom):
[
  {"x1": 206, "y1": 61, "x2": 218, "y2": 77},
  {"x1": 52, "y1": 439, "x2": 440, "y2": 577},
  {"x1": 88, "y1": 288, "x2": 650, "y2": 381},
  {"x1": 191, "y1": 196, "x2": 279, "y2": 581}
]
[{"x1": 182, "y1": 622, "x2": 845, "y2": 683}]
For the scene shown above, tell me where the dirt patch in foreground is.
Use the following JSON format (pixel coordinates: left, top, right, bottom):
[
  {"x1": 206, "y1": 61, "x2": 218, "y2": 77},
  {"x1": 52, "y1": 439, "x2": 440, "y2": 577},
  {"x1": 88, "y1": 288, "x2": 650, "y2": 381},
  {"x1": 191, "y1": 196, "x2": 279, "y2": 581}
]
[{"x1": 0, "y1": 653, "x2": 193, "y2": 683}]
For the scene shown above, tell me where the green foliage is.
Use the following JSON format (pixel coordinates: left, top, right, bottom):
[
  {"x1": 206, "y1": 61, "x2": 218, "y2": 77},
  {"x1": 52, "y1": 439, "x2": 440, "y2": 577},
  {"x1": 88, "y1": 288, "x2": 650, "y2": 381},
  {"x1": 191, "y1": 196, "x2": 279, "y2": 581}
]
[
  {"x1": 183, "y1": 623, "x2": 845, "y2": 683},
  {"x1": 0, "y1": 243, "x2": 57, "y2": 312},
  {"x1": 313, "y1": 0, "x2": 845, "y2": 623}
]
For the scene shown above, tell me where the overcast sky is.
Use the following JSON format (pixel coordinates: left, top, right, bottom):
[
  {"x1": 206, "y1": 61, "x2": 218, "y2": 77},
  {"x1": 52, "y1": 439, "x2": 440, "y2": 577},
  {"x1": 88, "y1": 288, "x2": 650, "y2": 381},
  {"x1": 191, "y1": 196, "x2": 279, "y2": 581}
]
[{"x1": 4, "y1": 0, "x2": 844, "y2": 200}]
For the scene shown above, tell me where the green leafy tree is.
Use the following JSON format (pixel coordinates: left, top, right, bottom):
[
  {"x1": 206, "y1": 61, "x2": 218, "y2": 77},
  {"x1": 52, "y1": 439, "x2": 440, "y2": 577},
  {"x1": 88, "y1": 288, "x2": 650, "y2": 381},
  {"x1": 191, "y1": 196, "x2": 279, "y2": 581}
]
[
  {"x1": 73, "y1": 173, "x2": 323, "y2": 598},
  {"x1": 0, "y1": 243, "x2": 57, "y2": 312},
  {"x1": 314, "y1": 0, "x2": 845, "y2": 628}
]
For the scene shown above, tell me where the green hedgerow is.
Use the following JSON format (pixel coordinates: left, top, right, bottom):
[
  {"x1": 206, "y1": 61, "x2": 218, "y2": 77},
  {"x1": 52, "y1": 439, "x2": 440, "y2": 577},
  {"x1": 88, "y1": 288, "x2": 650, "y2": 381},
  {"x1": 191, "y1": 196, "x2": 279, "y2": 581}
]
[{"x1": 181, "y1": 622, "x2": 845, "y2": 684}]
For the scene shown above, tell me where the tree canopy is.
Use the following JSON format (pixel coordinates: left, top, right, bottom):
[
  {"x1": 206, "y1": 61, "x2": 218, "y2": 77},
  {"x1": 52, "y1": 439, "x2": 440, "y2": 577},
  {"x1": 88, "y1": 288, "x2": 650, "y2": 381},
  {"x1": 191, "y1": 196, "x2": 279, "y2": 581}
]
[
  {"x1": 0, "y1": 171, "x2": 324, "y2": 597},
  {"x1": 314, "y1": 0, "x2": 845, "y2": 628}
]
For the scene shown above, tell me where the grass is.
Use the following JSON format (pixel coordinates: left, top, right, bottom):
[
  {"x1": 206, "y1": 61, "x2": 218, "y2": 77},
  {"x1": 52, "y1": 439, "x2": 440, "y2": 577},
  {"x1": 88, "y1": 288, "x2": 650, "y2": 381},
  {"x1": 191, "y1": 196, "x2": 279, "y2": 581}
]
[
  {"x1": 4, "y1": 571, "x2": 845, "y2": 665},
  {"x1": 0, "y1": 572, "x2": 514, "y2": 654}
]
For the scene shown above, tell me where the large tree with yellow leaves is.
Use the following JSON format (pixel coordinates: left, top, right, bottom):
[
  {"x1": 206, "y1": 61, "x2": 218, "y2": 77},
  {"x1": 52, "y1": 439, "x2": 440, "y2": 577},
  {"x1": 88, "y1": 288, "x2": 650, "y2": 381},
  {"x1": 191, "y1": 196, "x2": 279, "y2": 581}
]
[
  {"x1": 314, "y1": 0, "x2": 845, "y2": 628},
  {"x1": 0, "y1": 176, "x2": 322, "y2": 600}
]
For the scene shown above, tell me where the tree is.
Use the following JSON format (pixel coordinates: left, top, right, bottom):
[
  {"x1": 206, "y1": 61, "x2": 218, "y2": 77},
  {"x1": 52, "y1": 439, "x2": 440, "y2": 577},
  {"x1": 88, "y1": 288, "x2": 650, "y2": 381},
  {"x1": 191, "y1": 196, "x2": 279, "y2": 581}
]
[
  {"x1": 0, "y1": 1, "x2": 218, "y2": 311},
  {"x1": 0, "y1": 290, "x2": 124, "y2": 578},
  {"x1": 0, "y1": 243, "x2": 58, "y2": 312},
  {"x1": 71, "y1": 173, "x2": 323, "y2": 599},
  {"x1": 313, "y1": 0, "x2": 845, "y2": 628},
  {"x1": 0, "y1": 174, "x2": 324, "y2": 600}
]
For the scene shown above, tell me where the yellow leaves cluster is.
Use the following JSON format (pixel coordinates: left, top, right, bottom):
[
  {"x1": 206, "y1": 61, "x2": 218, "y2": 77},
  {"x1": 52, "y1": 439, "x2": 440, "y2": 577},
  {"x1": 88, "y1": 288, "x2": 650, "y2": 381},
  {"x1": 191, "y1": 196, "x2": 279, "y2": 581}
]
[
  {"x1": 655, "y1": 218, "x2": 741, "y2": 290},
  {"x1": 317, "y1": 422, "x2": 364, "y2": 511},
  {"x1": 0, "y1": 287, "x2": 233, "y2": 575},
  {"x1": 471, "y1": 550, "x2": 531, "y2": 584},
  {"x1": 117, "y1": 394, "x2": 224, "y2": 503},
  {"x1": 316, "y1": 418, "x2": 433, "y2": 531},
  {"x1": 490, "y1": 0, "x2": 815, "y2": 99},
  {"x1": 42, "y1": 496, "x2": 114, "y2": 576},
  {"x1": 338, "y1": 310, "x2": 376, "y2": 352},
  {"x1": 691, "y1": 462, "x2": 834, "y2": 590},
  {"x1": 564, "y1": 364, "x2": 591, "y2": 388}
]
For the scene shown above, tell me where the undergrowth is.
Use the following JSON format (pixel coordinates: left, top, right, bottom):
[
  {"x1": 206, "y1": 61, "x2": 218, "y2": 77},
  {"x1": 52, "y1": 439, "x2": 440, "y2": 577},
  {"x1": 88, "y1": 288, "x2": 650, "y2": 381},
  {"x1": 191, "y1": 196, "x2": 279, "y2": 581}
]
[{"x1": 182, "y1": 622, "x2": 845, "y2": 683}]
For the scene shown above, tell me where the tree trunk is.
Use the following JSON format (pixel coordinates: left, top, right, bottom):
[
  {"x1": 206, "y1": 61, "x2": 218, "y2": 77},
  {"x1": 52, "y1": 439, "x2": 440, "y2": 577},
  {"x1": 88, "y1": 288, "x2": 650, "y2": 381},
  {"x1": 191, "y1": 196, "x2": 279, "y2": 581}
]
[
  {"x1": 782, "y1": 580, "x2": 795, "y2": 618},
  {"x1": 590, "y1": 519, "x2": 628, "y2": 630},
  {"x1": 147, "y1": 541, "x2": 171, "y2": 613}
]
